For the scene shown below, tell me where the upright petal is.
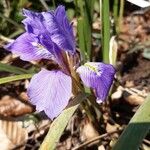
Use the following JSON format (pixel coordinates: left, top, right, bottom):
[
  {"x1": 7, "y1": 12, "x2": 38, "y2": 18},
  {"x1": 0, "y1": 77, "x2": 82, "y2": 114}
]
[
  {"x1": 22, "y1": 7, "x2": 75, "y2": 54},
  {"x1": 42, "y1": 5, "x2": 75, "y2": 53},
  {"x1": 76, "y1": 62, "x2": 116, "y2": 103},
  {"x1": 22, "y1": 9, "x2": 45, "y2": 35},
  {"x1": 27, "y1": 69, "x2": 72, "y2": 119},
  {"x1": 5, "y1": 33, "x2": 52, "y2": 61}
]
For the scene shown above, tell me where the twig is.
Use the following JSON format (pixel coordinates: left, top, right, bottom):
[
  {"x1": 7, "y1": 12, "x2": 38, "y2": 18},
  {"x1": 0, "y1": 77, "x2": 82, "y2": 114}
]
[
  {"x1": 39, "y1": 0, "x2": 50, "y2": 11},
  {"x1": 73, "y1": 128, "x2": 122, "y2": 150}
]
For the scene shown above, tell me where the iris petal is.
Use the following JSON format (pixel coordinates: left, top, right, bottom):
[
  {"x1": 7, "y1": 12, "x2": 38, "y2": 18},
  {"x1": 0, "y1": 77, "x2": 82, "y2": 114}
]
[
  {"x1": 27, "y1": 69, "x2": 72, "y2": 119},
  {"x1": 5, "y1": 33, "x2": 52, "y2": 61},
  {"x1": 42, "y1": 6, "x2": 75, "y2": 53},
  {"x1": 76, "y1": 62, "x2": 116, "y2": 102},
  {"x1": 22, "y1": 6, "x2": 75, "y2": 53},
  {"x1": 22, "y1": 9, "x2": 45, "y2": 35}
]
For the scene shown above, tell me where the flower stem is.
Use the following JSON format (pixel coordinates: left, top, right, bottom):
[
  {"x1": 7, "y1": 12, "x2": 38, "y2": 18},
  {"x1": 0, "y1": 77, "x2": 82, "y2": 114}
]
[{"x1": 80, "y1": 101, "x2": 97, "y2": 124}]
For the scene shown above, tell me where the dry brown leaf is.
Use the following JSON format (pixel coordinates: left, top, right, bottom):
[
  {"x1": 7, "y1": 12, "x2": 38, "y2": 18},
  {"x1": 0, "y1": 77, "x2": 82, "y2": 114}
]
[
  {"x1": 111, "y1": 86, "x2": 123, "y2": 100},
  {"x1": 19, "y1": 92, "x2": 29, "y2": 102},
  {"x1": 98, "y1": 145, "x2": 105, "y2": 150},
  {"x1": 0, "y1": 120, "x2": 28, "y2": 150},
  {"x1": 106, "y1": 123, "x2": 120, "y2": 135},
  {"x1": 124, "y1": 94, "x2": 144, "y2": 105},
  {"x1": 80, "y1": 121, "x2": 99, "y2": 142},
  {"x1": 0, "y1": 95, "x2": 33, "y2": 117}
]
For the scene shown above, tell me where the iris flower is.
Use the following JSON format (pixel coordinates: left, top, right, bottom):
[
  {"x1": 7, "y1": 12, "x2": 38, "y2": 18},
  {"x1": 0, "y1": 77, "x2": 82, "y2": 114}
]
[{"x1": 5, "y1": 5, "x2": 115, "y2": 119}]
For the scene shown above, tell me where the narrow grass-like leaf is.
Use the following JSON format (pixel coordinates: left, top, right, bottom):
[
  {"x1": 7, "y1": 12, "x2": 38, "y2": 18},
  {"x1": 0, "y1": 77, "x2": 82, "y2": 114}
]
[
  {"x1": 100, "y1": 0, "x2": 110, "y2": 63},
  {"x1": 113, "y1": 94, "x2": 150, "y2": 150},
  {"x1": 83, "y1": 11, "x2": 92, "y2": 60},
  {"x1": 77, "y1": 18, "x2": 87, "y2": 61},
  {"x1": 0, "y1": 74, "x2": 33, "y2": 85},
  {"x1": 84, "y1": 0, "x2": 95, "y2": 60},
  {"x1": 76, "y1": 0, "x2": 95, "y2": 61},
  {"x1": 113, "y1": 0, "x2": 119, "y2": 34},
  {"x1": 39, "y1": 93, "x2": 87, "y2": 150},
  {"x1": 85, "y1": 0, "x2": 95, "y2": 23},
  {"x1": 118, "y1": 0, "x2": 125, "y2": 33},
  {"x1": 0, "y1": 62, "x2": 34, "y2": 74}
]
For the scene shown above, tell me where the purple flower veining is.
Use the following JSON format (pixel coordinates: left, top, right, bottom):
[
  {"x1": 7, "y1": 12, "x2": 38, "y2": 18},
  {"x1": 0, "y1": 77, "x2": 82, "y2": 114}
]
[
  {"x1": 5, "y1": 5, "x2": 116, "y2": 119},
  {"x1": 76, "y1": 62, "x2": 115, "y2": 103}
]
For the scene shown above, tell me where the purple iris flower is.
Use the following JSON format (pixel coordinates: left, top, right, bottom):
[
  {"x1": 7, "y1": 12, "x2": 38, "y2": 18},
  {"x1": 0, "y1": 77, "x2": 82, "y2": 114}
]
[
  {"x1": 5, "y1": 6, "x2": 75, "y2": 63},
  {"x1": 5, "y1": 5, "x2": 116, "y2": 119},
  {"x1": 76, "y1": 62, "x2": 115, "y2": 103}
]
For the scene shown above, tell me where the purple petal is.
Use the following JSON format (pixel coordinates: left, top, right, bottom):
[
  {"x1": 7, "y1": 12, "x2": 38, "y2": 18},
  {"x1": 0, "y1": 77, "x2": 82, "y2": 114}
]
[
  {"x1": 76, "y1": 62, "x2": 116, "y2": 102},
  {"x1": 5, "y1": 33, "x2": 52, "y2": 61},
  {"x1": 27, "y1": 69, "x2": 72, "y2": 119},
  {"x1": 22, "y1": 9, "x2": 45, "y2": 35},
  {"x1": 22, "y1": 7, "x2": 75, "y2": 53},
  {"x1": 42, "y1": 5, "x2": 75, "y2": 53}
]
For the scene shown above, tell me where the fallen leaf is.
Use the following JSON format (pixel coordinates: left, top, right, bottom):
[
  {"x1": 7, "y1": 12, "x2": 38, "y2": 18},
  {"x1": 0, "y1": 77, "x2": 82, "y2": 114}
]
[
  {"x1": 124, "y1": 93, "x2": 144, "y2": 105},
  {"x1": 0, "y1": 95, "x2": 33, "y2": 117},
  {"x1": 98, "y1": 145, "x2": 105, "y2": 150},
  {"x1": 80, "y1": 119, "x2": 99, "y2": 142},
  {"x1": 0, "y1": 120, "x2": 28, "y2": 150}
]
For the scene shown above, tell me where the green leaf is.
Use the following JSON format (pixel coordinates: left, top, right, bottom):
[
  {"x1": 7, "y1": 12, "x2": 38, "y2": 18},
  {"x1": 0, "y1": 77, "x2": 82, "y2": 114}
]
[
  {"x1": 83, "y1": 10, "x2": 92, "y2": 60},
  {"x1": 76, "y1": 0, "x2": 95, "y2": 61},
  {"x1": 39, "y1": 93, "x2": 87, "y2": 150},
  {"x1": 113, "y1": 94, "x2": 150, "y2": 150},
  {"x1": 67, "y1": 8, "x2": 75, "y2": 20},
  {"x1": 0, "y1": 62, "x2": 34, "y2": 74},
  {"x1": 100, "y1": 0, "x2": 110, "y2": 63},
  {"x1": 0, "y1": 74, "x2": 33, "y2": 85},
  {"x1": 77, "y1": 18, "x2": 87, "y2": 61},
  {"x1": 84, "y1": 0, "x2": 95, "y2": 59},
  {"x1": 85, "y1": 0, "x2": 95, "y2": 23},
  {"x1": 113, "y1": 0, "x2": 119, "y2": 34}
]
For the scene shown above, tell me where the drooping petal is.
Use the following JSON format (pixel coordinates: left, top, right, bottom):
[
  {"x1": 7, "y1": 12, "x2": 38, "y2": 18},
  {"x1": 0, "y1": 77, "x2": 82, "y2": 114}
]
[
  {"x1": 76, "y1": 62, "x2": 116, "y2": 103},
  {"x1": 42, "y1": 5, "x2": 75, "y2": 53},
  {"x1": 27, "y1": 69, "x2": 72, "y2": 119},
  {"x1": 5, "y1": 33, "x2": 52, "y2": 61}
]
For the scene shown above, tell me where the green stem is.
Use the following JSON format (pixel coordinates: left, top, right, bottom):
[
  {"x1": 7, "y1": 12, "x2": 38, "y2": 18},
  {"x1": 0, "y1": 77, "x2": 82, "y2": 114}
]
[
  {"x1": 80, "y1": 101, "x2": 97, "y2": 124},
  {"x1": 88, "y1": 95, "x2": 102, "y2": 114}
]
